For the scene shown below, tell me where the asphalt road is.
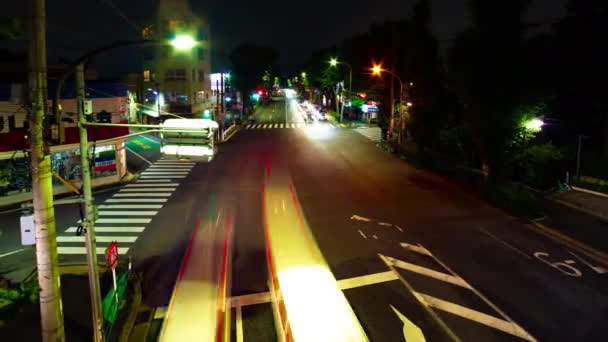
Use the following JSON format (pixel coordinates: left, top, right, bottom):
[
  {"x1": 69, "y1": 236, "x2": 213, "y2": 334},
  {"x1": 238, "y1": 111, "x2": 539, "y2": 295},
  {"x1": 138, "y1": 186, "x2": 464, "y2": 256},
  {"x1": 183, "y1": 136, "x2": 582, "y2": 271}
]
[{"x1": 2, "y1": 98, "x2": 608, "y2": 341}]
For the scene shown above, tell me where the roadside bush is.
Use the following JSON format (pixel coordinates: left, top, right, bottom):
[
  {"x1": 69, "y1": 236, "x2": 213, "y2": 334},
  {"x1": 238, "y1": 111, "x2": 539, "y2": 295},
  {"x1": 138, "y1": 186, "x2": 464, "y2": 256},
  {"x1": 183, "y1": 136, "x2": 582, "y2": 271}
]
[
  {"x1": 573, "y1": 176, "x2": 608, "y2": 194},
  {"x1": 0, "y1": 276, "x2": 39, "y2": 324},
  {"x1": 513, "y1": 143, "x2": 565, "y2": 189},
  {"x1": 482, "y1": 181, "x2": 540, "y2": 217}
]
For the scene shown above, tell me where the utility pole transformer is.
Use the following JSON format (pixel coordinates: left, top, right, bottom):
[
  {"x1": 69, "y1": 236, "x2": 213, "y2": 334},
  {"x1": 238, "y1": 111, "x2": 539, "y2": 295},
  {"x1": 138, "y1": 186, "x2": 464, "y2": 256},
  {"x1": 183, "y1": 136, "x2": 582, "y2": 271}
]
[{"x1": 28, "y1": 0, "x2": 66, "y2": 340}]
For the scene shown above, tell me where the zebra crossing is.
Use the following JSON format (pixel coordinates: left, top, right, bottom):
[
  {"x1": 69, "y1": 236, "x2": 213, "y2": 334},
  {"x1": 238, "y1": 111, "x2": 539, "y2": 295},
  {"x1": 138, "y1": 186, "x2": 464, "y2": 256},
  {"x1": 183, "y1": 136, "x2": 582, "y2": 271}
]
[
  {"x1": 244, "y1": 122, "x2": 336, "y2": 130},
  {"x1": 354, "y1": 126, "x2": 382, "y2": 143},
  {"x1": 56, "y1": 158, "x2": 196, "y2": 257}
]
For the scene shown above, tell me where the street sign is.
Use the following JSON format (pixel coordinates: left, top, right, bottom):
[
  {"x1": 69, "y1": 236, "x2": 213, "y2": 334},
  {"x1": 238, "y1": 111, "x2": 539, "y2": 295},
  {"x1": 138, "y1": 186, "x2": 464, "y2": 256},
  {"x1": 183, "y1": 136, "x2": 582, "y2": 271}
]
[{"x1": 106, "y1": 241, "x2": 119, "y2": 269}]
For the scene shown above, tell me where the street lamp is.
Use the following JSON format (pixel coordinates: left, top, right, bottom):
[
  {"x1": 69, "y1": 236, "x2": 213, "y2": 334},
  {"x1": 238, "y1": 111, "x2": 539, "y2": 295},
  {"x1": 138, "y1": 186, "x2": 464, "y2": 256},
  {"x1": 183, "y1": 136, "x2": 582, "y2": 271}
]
[
  {"x1": 329, "y1": 57, "x2": 353, "y2": 123},
  {"x1": 170, "y1": 34, "x2": 197, "y2": 50},
  {"x1": 301, "y1": 72, "x2": 307, "y2": 78},
  {"x1": 370, "y1": 64, "x2": 406, "y2": 143}
]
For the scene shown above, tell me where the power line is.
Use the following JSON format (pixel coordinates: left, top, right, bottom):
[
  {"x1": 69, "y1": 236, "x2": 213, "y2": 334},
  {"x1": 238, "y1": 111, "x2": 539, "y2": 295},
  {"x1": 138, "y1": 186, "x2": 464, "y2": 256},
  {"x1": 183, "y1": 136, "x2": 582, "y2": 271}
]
[{"x1": 96, "y1": 0, "x2": 142, "y2": 34}]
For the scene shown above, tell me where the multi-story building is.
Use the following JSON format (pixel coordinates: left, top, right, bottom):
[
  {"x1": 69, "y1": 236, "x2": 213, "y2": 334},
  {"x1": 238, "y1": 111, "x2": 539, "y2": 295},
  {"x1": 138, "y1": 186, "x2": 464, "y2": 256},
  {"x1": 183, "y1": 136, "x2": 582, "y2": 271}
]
[{"x1": 142, "y1": 0, "x2": 211, "y2": 116}]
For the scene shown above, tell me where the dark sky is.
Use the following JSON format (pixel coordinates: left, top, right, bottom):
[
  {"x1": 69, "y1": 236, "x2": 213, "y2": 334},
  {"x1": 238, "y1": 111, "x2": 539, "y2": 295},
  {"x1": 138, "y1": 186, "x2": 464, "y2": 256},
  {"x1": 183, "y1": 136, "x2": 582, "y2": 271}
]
[{"x1": 1, "y1": 0, "x2": 567, "y2": 76}]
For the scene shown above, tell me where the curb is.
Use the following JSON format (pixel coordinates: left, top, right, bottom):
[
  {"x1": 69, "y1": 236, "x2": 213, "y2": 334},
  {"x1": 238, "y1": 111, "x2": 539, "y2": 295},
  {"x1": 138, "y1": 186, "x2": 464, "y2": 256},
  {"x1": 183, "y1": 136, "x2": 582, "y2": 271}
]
[{"x1": 528, "y1": 221, "x2": 608, "y2": 267}]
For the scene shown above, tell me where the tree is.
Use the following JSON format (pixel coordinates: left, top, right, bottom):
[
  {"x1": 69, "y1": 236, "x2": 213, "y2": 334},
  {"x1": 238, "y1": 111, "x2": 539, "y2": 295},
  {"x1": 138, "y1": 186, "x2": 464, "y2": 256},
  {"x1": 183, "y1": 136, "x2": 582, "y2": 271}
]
[
  {"x1": 229, "y1": 44, "x2": 279, "y2": 113},
  {"x1": 0, "y1": 17, "x2": 22, "y2": 41},
  {"x1": 448, "y1": 0, "x2": 532, "y2": 177}
]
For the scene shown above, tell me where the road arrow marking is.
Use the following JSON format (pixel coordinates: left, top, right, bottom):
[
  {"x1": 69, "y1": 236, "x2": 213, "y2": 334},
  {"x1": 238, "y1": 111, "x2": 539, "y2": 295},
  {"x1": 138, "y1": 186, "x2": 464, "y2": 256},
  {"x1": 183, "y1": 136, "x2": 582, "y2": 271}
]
[
  {"x1": 351, "y1": 215, "x2": 372, "y2": 222},
  {"x1": 390, "y1": 305, "x2": 426, "y2": 342}
]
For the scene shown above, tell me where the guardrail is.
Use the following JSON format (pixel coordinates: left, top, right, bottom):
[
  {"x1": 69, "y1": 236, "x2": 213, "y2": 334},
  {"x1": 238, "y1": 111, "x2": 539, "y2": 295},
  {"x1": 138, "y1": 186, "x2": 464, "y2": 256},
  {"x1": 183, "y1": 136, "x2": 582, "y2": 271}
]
[{"x1": 221, "y1": 122, "x2": 239, "y2": 142}]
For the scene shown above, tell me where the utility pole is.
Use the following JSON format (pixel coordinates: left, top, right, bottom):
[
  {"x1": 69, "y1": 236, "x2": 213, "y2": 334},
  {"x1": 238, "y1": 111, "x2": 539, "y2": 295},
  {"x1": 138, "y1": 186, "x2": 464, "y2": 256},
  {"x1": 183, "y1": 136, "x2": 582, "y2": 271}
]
[
  {"x1": 28, "y1": 0, "x2": 66, "y2": 340},
  {"x1": 76, "y1": 64, "x2": 104, "y2": 342}
]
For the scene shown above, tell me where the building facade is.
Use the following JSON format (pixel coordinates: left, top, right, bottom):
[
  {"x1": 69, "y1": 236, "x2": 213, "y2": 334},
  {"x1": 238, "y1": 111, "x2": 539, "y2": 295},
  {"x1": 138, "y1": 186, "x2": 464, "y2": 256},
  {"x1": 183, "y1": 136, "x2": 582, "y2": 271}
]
[{"x1": 142, "y1": 0, "x2": 212, "y2": 116}]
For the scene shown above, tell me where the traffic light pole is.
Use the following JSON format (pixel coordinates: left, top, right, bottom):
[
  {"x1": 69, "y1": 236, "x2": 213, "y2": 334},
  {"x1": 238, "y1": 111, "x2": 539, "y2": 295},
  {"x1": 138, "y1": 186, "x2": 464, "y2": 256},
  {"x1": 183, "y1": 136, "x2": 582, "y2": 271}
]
[{"x1": 76, "y1": 63, "x2": 104, "y2": 342}]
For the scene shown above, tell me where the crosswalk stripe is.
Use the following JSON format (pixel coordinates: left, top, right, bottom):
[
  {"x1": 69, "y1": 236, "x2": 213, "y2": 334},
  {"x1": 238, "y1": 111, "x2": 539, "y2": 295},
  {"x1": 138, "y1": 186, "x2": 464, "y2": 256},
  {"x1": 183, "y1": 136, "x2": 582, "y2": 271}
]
[
  {"x1": 125, "y1": 183, "x2": 179, "y2": 187},
  {"x1": 95, "y1": 218, "x2": 152, "y2": 224},
  {"x1": 137, "y1": 179, "x2": 173, "y2": 183},
  {"x1": 113, "y1": 193, "x2": 173, "y2": 197},
  {"x1": 106, "y1": 198, "x2": 168, "y2": 203},
  {"x1": 58, "y1": 247, "x2": 129, "y2": 255},
  {"x1": 264, "y1": 124, "x2": 269, "y2": 129},
  {"x1": 98, "y1": 211, "x2": 158, "y2": 216},
  {"x1": 142, "y1": 171, "x2": 189, "y2": 175},
  {"x1": 274, "y1": 124, "x2": 278, "y2": 128},
  {"x1": 120, "y1": 188, "x2": 177, "y2": 192},
  {"x1": 65, "y1": 226, "x2": 145, "y2": 233},
  {"x1": 140, "y1": 175, "x2": 187, "y2": 179},
  {"x1": 154, "y1": 162, "x2": 195, "y2": 166},
  {"x1": 57, "y1": 236, "x2": 138, "y2": 243},
  {"x1": 99, "y1": 204, "x2": 163, "y2": 209},
  {"x1": 291, "y1": 123, "x2": 296, "y2": 128},
  {"x1": 148, "y1": 167, "x2": 193, "y2": 170},
  {"x1": 246, "y1": 124, "x2": 252, "y2": 129},
  {"x1": 280, "y1": 123, "x2": 284, "y2": 128}
]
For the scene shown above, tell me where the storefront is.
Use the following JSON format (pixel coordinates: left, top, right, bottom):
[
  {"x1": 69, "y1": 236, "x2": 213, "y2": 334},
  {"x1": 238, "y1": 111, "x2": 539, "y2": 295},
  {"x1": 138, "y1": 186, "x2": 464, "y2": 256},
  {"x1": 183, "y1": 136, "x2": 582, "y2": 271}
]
[{"x1": 0, "y1": 139, "x2": 127, "y2": 206}]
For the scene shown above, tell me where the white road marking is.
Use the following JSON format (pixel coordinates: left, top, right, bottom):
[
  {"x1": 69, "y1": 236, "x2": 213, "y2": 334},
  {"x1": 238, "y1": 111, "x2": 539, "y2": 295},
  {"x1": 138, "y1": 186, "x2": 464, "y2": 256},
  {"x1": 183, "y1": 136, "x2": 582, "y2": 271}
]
[
  {"x1": 57, "y1": 236, "x2": 138, "y2": 243},
  {"x1": 113, "y1": 193, "x2": 173, "y2": 197},
  {"x1": 236, "y1": 305, "x2": 244, "y2": 342},
  {"x1": 106, "y1": 198, "x2": 168, "y2": 203},
  {"x1": 263, "y1": 124, "x2": 269, "y2": 129},
  {"x1": 378, "y1": 222, "x2": 392, "y2": 226},
  {"x1": 155, "y1": 160, "x2": 195, "y2": 164},
  {"x1": 385, "y1": 256, "x2": 472, "y2": 289},
  {"x1": 97, "y1": 210, "x2": 158, "y2": 216},
  {"x1": 142, "y1": 171, "x2": 189, "y2": 175},
  {"x1": 125, "y1": 183, "x2": 179, "y2": 187},
  {"x1": 280, "y1": 123, "x2": 284, "y2": 128},
  {"x1": 568, "y1": 251, "x2": 608, "y2": 274},
  {"x1": 413, "y1": 293, "x2": 536, "y2": 342},
  {"x1": 0, "y1": 248, "x2": 27, "y2": 259},
  {"x1": 95, "y1": 218, "x2": 152, "y2": 224},
  {"x1": 391, "y1": 305, "x2": 426, "y2": 342},
  {"x1": 291, "y1": 123, "x2": 296, "y2": 128},
  {"x1": 337, "y1": 271, "x2": 398, "y2": 290},
  {"x1": 400, "y1": 243, "x2": 432, "y2": 256},
  {"x1": 358, "y1": 229, "x2": 367, "y2": 239},
  {"x1": 120, "y1": 188, "x2": 177, "y2": 192},
  {"x1": 98, "y1": 204, "x2": 163, "y2": 209},
  {"x1": 246, "y1": 124, "x2": 252, "y2": 129},
  {"x1": 274, "y1": 124, "x2": 278, "y2": 128},
  {"x1": 373, "y1": 235, "x2": 378, "y2": 239},
  {"x1": 58, "y1": 246, "x2": 129, "y2": 255},
  {"x1": 146, "y1": 167, "x2": 192, "y2": 171},
  {"x1": 351, "y1": 215, "x2": 372, "y2": 222},
  {"x1": 478, "y1": 228, "x2": 532, "y2": 260},
  {"x1": 66, "y1": 226, "x2": 145, "y2": 233},
  {"x1": 395, "y1": 225, "x2": 404, "y2": 232},
  {"x1": 154, "y1": 163, "x2": 194, "y2": 166},
  {"x1": 137, "y1": 179, "x2": 174, "y2": 183},
  {"x1": 140, "y1": 175, "x2": 187, "y2": 179}
]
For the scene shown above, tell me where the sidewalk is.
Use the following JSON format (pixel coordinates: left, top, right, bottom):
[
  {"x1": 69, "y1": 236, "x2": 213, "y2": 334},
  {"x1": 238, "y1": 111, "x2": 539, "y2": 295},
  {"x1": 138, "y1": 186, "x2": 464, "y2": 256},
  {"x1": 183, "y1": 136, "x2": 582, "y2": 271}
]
[{"x1": 550, "y1": 187, "x2": 608, "y2": 222}]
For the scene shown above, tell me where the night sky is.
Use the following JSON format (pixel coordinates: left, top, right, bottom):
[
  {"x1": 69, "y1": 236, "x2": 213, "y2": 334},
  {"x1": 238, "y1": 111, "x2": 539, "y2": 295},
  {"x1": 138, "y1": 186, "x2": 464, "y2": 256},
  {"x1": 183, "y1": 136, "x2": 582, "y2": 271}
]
[{"x1": 1, "y1": 0, "x2": 567, "y2": 76}]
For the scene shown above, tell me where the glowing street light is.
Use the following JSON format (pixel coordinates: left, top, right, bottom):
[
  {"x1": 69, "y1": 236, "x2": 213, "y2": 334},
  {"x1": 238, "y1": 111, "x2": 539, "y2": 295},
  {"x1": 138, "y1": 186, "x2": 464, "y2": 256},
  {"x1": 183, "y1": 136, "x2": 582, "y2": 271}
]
[
  {"x1": 524, "y1": 118, "x2": 544, "y2": 132},
  {"x1": 171, "y1": 34, "x2": 197, "y2": 50},
  {"x1": 329, "y1": 58, "x2": 338, "y2": 67},
  {"x1": 372, "y1": 64, "x2": 383, "y2": 76},
  {"x1": 301, "y1": 72, "x2": 307, "y2": 78}
]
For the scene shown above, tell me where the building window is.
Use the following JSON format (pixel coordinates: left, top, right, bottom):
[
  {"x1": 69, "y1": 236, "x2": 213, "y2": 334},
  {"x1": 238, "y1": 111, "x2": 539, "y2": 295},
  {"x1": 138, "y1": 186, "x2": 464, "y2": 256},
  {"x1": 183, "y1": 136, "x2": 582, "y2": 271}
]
[
  {"x1": 8, "y1": 115, "x2": 15, "y2": 132},
  {"x1": 165, "y1": 69, "x2": 186, "y2": 80},
  {"x1": 198, "y1": 70, "x2": 205, "y2": 82},
  {"x1": 143, "y1": 70, "x2": 151, "y2": 82}
]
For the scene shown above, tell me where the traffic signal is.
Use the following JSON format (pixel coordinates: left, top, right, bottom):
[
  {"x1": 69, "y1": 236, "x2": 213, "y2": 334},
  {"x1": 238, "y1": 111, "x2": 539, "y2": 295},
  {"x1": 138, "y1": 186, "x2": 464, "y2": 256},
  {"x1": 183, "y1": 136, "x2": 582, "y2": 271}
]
[
  {"x1": 202, "y1": 110, "x2": 212, "y2": 119},
  {"x1": 257, "y1": 90, "x2": 263, "y2": 96}
]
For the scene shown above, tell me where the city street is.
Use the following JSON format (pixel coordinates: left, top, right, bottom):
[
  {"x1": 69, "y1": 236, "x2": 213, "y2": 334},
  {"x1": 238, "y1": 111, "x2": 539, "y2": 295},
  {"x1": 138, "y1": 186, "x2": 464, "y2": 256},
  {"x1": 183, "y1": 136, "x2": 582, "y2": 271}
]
[
  {"x1": 2, "y1": 98, "x2": 608, "y2": 341},
  {"x1": 152, "y1": 97, "x2": 608, "y2": 340}
]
